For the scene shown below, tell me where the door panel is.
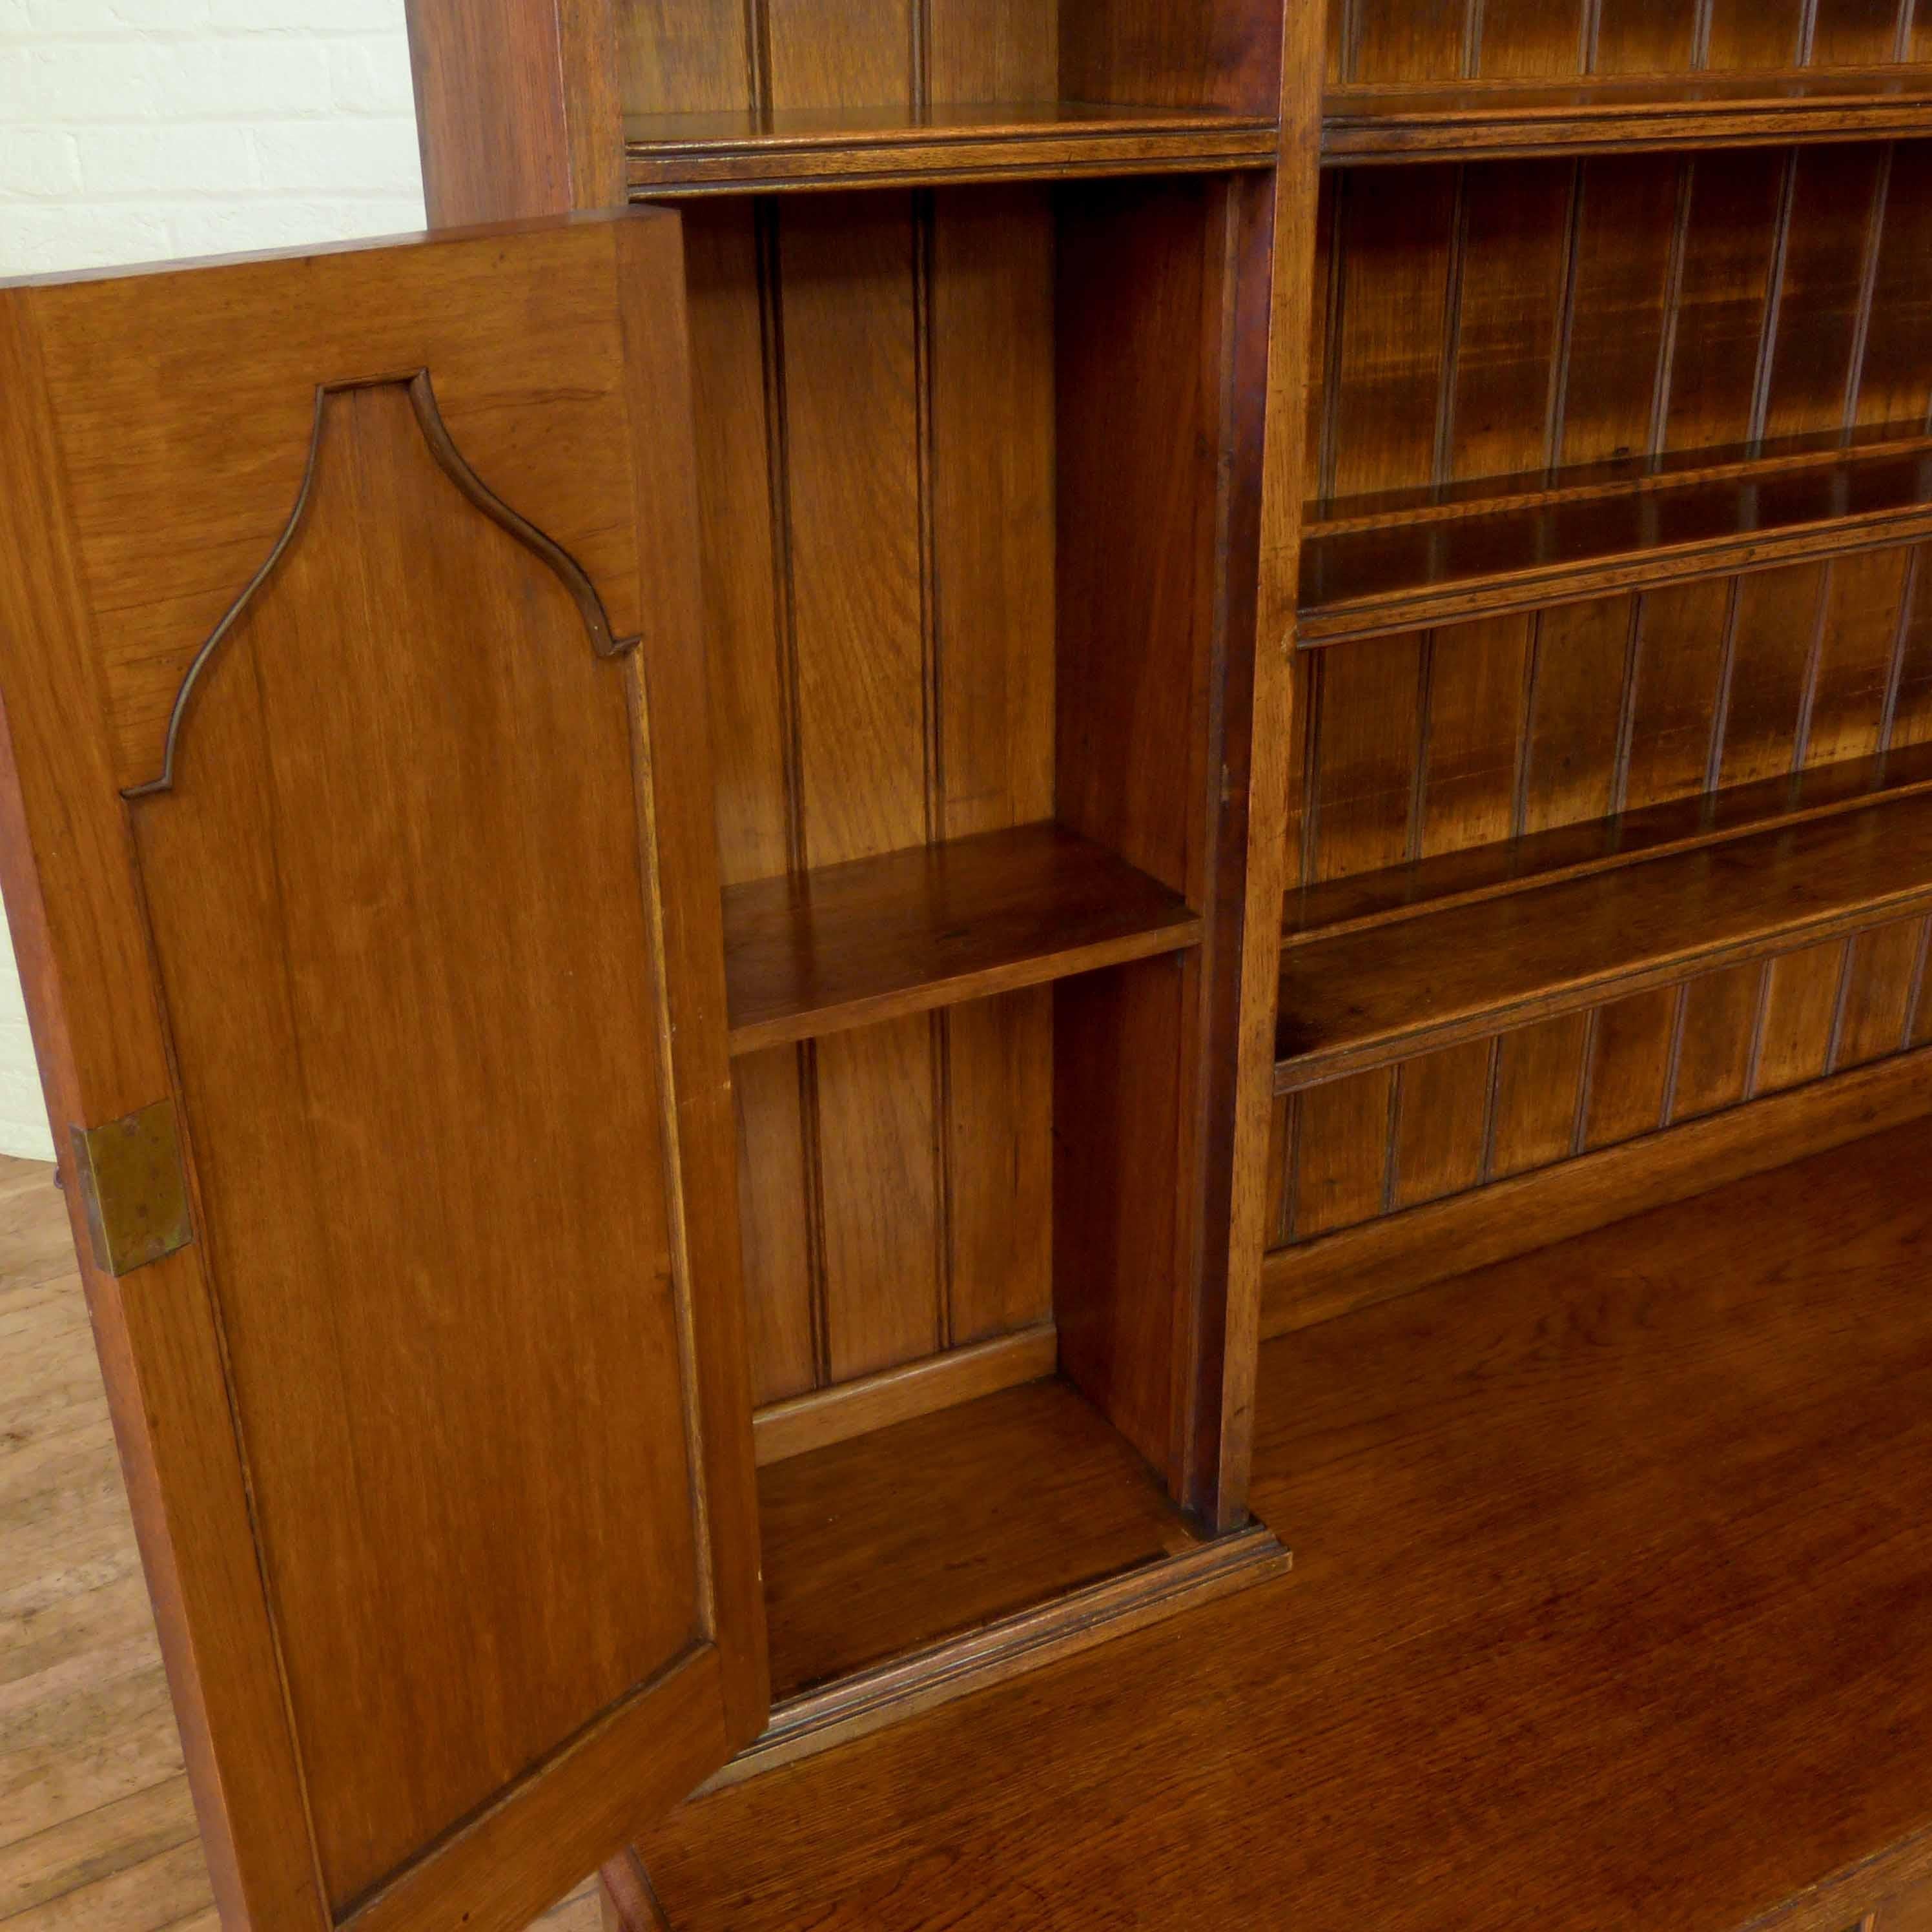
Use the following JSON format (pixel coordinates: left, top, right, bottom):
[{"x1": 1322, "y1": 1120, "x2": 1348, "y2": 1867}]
[{"x1": 0, "y1": 214, "x2": 765, "y2": 1932}]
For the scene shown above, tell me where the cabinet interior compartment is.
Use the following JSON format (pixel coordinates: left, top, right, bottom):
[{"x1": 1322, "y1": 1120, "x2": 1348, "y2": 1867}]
[
  {"x1": 1269, "y1": 132, "x2": 1932, "y2": 1338},
  {"x1": 675, "y1": 169, "x2": 1281, "y2": 1720}
]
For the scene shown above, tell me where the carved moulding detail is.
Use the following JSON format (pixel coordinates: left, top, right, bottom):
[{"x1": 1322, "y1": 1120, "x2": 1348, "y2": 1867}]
[{"x1": 124, "y1": 368, "x2": 639, "y2": 801}]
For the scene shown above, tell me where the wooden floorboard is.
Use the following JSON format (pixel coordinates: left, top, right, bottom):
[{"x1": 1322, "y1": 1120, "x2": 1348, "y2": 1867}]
[
  {"x1": 632, "y1": 1115, "x2": 1932, "y2": 1932},
  {"x1": 0, "y1": 1156, "x2": 599, "y2": 1932}
]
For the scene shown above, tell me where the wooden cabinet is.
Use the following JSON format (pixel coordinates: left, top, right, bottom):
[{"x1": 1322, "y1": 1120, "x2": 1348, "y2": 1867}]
[{"x1": 7, "y1": 0, "x2": 1932, "y2": 1928}]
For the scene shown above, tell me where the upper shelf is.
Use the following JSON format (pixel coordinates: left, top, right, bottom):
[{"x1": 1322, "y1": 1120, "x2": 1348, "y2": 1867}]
[
  {"x1": 626, "y1": 101, "x2": 1281, "y2": 196},
  {"x1": 724, "y1": 821, "x2": 1200, "y2": 1056},
  {"x1": 1299, "y1": 427, "x2": 1932, "y2": 646},
  {"x1": 1322, "y1": 66, "x2": 1932, "y2": 166}
]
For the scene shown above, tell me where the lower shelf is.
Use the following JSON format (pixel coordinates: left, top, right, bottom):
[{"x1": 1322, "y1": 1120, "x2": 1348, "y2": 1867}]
[{"x1": 739, "y1": 1372, "x2": 1288, "y2": 1781}]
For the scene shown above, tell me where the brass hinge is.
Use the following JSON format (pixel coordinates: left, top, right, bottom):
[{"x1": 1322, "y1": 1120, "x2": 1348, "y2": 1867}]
[{"x1": 69, "y1": 1100, "x2": 194, "y2": 1277}]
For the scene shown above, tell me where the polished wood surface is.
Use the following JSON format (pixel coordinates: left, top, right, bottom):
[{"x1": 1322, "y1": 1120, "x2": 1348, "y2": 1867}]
[
  {"x1": 1284, "y1": 737, "x2": 1932, "y2": 941},
  {"x1": 624, "y1": 102, "x2": 1279, "y2": 195},
  {"x1": 634, "y1": 1115, "x2": 1932, "y2": 1931},
  {"x1": 0, "y1": 1155, "x2": 600, "y2": 1932},
  {"x1": 757, "y1": 1373, "x2": 1206, "y2": 1703},
  {"x1": 1265, "y1": 1037, "x2": 1932, "y2": 1333},
  {"x1": 1300, "y1": 437, "x2": 1932, "y2": 642},
  {"x1": 751, "y1": 1322, "x2": 1058, "y2": 1464},
  {"x1": 1324, "y1": 67, "x2": 1932, "y2": 163},
  {"x1": 723, "y1": 822, "x2": 1199, "y2": 1053},
  {"x1": 1277, "y1": 796, "x2": 1932, "y2": 1089},
  {"x1": 0, "y1": 218, "x2": 765, "y2": 1932}
]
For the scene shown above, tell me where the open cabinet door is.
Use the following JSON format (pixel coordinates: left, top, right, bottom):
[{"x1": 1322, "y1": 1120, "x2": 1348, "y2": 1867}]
[{"x1": 0, "y1": 212, "x2": 766, "y2": 1932}]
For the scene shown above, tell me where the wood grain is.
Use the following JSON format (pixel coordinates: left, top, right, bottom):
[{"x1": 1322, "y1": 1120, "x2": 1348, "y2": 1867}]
[
  {"x1": 1277, "y1": 788, "x2": 1932, "y2": 1091},
  {"x1": 634, "y1": 1112, "x2": 1932, "y2": 1932},
  {"x1": 1298, "y1": 439, "x2": 1932, "y2": 646},
  {"x1": 1324, "y1": 68, "x2": 1932, "y2": 165},
  {"x1": 0, "y1": 218, "x2": 764, "y2": 1932},
  {"x1": 723, "y1": 823, "x2": 1199, "y2": 1053},
  {"x1": 750, "y1": 1325, "x2": 1056, "y2": 1465},
  {"x1": 1266, "y1": 1040, "x2": 1932, "y2": 1330},
  {"x1": 756, "y1": 1374, "x2": 1209, "y2": 1704},
  {"x1": 624, "y1": 105, "x2": 1280, "y2": 194},
  {"x1": 0, "y1": 1159, "x2": 604, "y2": 1932}
]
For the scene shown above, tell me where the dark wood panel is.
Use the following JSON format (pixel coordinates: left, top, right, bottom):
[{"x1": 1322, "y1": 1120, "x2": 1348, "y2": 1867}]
[
  {"x1": 1669, "y1": 960, "x2": 1763, "y2": 1120},
  {"x1": 1417, "y1": 614, "x2": 1534, "y2": 855},
  {"x1": 1836, "y1": 916, "x2": 1928, "y2": 1066},
  {"x1": 1660, "y1": 150, "x2": 1783, "y2": 454},
  {"x1": 1856, "y1": 143, "x2": 1932, "y2": 429},
  {"x1": 1348, "y1": 0, "x2": 1468, "y2": 86},
  {"x1": 1621, "y1": 578, "x2": 1732, "y2": 810},
  {"x1": 1807, "y1": 547, "x2": 1915, "y2": 766},
  {"x1": 1713, "y1": 563, "x2": 1829, "y2": 789},
  {"x1": 1390, "y1": 1038, "x2": 1493, "y2": 1207},
  {"x1": 1593, "y1": 0, "x2": 1698, "y2": 73},
  {"x1": 1277, "y1": 788, "x2": 1932, "y2": 1088},
  {"x1": 1291, "y1": 1067, "x2": 1395, "y2": 1237},
  {"x1": 816, "y1": 1016, "x2": 943, "y2": 1381},
  {"x1": 1754, "y1": 937, "x2": 1850, "y2": 1090},
  {"x1": 723, "y1": 823, "x2": 1200, "y2": 1053},
  {"x1": 1442, "y1": 161, "x2": 1573, "y2": 484},
  {"x1": 1488, "y1": 1011, "x2": 1588, "y2": 1177},
  {"x1": 1705, "y1": 0, "x2": 1808, "y2": 68},
  {"x1": 1580, "y1": 986, "x2": 1676, "y2": 1148},
  {"x1": 1759, "y1": 144, "x2": 1889, "y2": 444},
  {"x1": 1306, "y1": 635, "x2": 1425, "y2": 879},
  {"x1": 1809, "y1": 0, "x2": 1909, "y2": 65},
  {"x1": 1322, "y1": 164, "x2": 1459, "y2": 500},
  {"x1": 945, "y1": 990, "x2": 1056, "y2": 1348},
  {"x1": 1558, "y1": 154, "x2": 1683, "y2": 469},
  {"x1": 1517, "y1": 597, "x2": 1634, "y2": 834},
  {"x1": 1472, "y1": 0, "x2": 1587, "y2": 79}
]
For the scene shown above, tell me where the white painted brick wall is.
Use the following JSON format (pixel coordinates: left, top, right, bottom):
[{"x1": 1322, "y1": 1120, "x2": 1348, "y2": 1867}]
[{"x1": 0, "y1": 1, "x2": 426, "y2": 1158}]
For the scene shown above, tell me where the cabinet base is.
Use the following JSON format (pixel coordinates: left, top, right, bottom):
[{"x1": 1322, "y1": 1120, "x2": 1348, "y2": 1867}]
[{"x1": 702, "y1": 1521, "x2": 1290, "y2": 1792}]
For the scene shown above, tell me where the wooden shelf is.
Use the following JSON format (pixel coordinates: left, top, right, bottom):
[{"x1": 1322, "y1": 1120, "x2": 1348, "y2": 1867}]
[
  {"x1": 625, "y1": 101, "x2": 1280, "y2": 195},
  {"x1": 723, "y1": 822, "x2": 1200, "y2": 1056},
  {"x1": 1284, "y1": 740, "x2": 1932, "y2": 944},
  {"x1": 1322, "y1": 66, "x2": 1932, "y2": 166},
  {"x1": 1298, "y1": 431, "x2": 1932, "y2": 646},
  {"x1": 641, "y1": 1117, "x2": 1932, "y2": 1932},
  {"x1": 1275, "y1": 786, "x2": 1932, "y2": 1092}
]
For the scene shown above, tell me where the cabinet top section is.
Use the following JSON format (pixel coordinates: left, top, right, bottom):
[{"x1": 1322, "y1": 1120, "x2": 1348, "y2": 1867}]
[{"x1": 624, "y1": 101, "x2": 1280, "y2": 196}]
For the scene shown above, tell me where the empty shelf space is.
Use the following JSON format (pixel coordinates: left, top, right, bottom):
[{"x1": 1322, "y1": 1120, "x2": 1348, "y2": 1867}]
[
  {"x1": 1298, "y1": 434, "x2": 1932, "y2": 645},
  {"x1": 723, "y1": 822, "x2": 1201, "y2": 1055},
  {"x1": 1275, "y1": 786, "x2": 1932, "y2": 1091},
  {"x1": 1284, "y1": 741, "x2": 1932, "y2": 944},
  {"x1": 758, "y1": 1373, "x2": 1208, "y2": 1703},
  {"x1": 1322, "y1": 65, "x2": 1932, "y2": 166},
  {"x1": 625, "y1": 101, "x2": 1280, "y2": 194}
]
